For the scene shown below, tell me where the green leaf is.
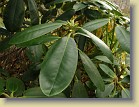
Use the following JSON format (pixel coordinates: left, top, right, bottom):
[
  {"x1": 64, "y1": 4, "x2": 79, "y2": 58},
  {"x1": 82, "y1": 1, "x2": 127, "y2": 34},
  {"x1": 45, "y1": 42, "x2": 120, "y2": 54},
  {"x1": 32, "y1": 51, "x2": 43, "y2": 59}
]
[
  {"x1": 103, "y1": 0, "x2": 119, "y2": 10},
  {"x1": 73, "y1": 2, "x2": 87, "y2": 11},
  {"x1": 0, "y1": 37, "x2": 12, "y2": 52},
  {"x1": 115, "y1": 26, "x2": 130, "y2": 53},
  {"x1": 79, "y1": 50, "x2": 105, "y2": 91},
  {"x1": 94, "y1": 1, "x2": 113, "y2": 10},
  {"x1": 17, "y1": 34, "x2": 60, "y2": 47},
  {"x1": 0, "y1": 78, "x2": 5, "y2": 95},
  {"x1": 54, "y1": 0, "x2": 76, "y2": 4},
  {"x1": 22, "y1": 64, "x2": 40, "y2": 82},
  {"x1": 27, "y1": 0, "x2": 39, "y2": 25},
  {"x1": 83, "y1": 18, "x2": 109, "y2": 32},
  {"x1": 78, "y1": 35, "x2": 87, "y2": 51},
  {"x1": 122, "y1": 88, "x2": 130, "y2": 98},
  {"x1": 39, "y1": 36, "x2": 78, "y2": 96},
  {"x1": 85, "y1": 81, "x2": 96, "y2": 90},
  {"x1": 23, "y1": 87, "x2": 47, "y2": 98},
  {"x1": 28, "y1": 45, "x2": 44, "y2": 62},
  {"x1": 96, "y1": 83, "x2": 114, "y2": 98},
  {"x1": 94, "y1": 55, "x2": 112, "y2": 64},
  {"x1": 56, "y1": 9, "x2": 75, "y2": 21},
  {"x1": 23, "y1": 87, "x2": 66, "y2": 98},
  {"x1": 79, "y1": 28, "x2": 113, "y2": 62},
  {"x1": 6, "y1": 77, "x2": 25, "y2": 96},
  {"x1": 9, "y1": 20, "x2": 66, "y2": 45},
  {"x1": 72, "y1": 81, "x2": 88, "y2": 98},
  {"x1": 99, "y1": 64, "x2": 116, "y2": 78},
  {"x1": 84, "y1": 9, "x2": 102, "y2": 20},
  {"x1": 3, "y1": 0, "x2": 25, "y2": 32},
  {"x1": 62, "y1": 2, "x2": 75, "y2": 11}
]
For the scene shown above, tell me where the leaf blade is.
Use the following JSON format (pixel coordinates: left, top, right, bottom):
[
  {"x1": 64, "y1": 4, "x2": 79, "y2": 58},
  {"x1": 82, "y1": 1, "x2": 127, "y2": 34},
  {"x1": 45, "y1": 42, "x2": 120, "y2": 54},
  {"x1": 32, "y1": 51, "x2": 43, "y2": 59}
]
[
  {"x1": 115, "y1": 26, "x2": 130, "y2": 53},
  {"x1": 39, "y1": 36, "x2": 78, "y2": 96},
  {"x1": 72, "y1": 81, "x2": 88, "y2": 98},
  {"x1": 99, "y1": 64, "x2": 116, "y2": 78},
  {"x1": 96, "y1": 83, "x2": 114, "y2": 98},
  {"x1": 122, "y1": 88, "x2": 130, "y2": 98},
  {"x1": 79, "y1": 28, "x2": 113, "y2": 62},
  {"x1": 83, "y1": 18, "x2": 109, "y2": 32},
  {"x1": 79, "y1": 51, "x2": 105, "y2": 91},
  {"x1": 3, "y1": 0, "x2": 25, "y2": 32},
  {"x1": 9, "y1": 20, "x2": 66, "y2": 45},
  {"x1": 27, "y1": 0, "x2": 39, "y2": 25}
]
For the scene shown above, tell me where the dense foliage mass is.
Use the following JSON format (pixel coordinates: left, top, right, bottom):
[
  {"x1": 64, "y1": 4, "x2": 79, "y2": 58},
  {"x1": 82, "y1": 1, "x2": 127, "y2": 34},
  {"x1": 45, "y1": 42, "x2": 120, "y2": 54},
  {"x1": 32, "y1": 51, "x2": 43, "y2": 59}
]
[{"x1": 0, "y1": 0, "x2": 130, "y2": 98}]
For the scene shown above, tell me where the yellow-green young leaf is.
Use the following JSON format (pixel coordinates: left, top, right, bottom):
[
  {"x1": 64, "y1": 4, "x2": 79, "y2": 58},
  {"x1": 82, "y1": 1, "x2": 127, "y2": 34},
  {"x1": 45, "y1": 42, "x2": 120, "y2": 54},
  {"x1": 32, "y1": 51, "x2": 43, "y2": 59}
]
[
  {"x1": 99, "y1": 64, "x2": 116, "y2": 78},
  {"x1": 9, "y1": 20, "x2": 66, "y2": 45},
  {"x1": 79, "y1": 50, "x2": 105, "y2": 91},
  {"x1": 23, "y1": 87, "x2": 66, "y2": 98},
  {"x1": 79, "y1": 28, "x2": 113, "y2": 62},
  {"x1": 3, "y1": 0, "x2": 25, "y2": 32},
  {"x1": 122, "y1": 88, "x2": 130, "y2": 98},
  {"x1": 115, "y1": 26, "x2": 130, "y2": 53},
  {"x1": 83, "y1": 18, "x2": 109, "y2": 32},
  {"x1": 39, "y1": 36, "x2": 78, "y2": 96},
  {"x1": 96, "y1": 83, "x2": 114, "y2": 98},
  {"x1": 72, "y1": 81, "x2": 88, "y2": 98},
  {"x1": 28, "y1": 0, "x2": 39, "y2": 25}
]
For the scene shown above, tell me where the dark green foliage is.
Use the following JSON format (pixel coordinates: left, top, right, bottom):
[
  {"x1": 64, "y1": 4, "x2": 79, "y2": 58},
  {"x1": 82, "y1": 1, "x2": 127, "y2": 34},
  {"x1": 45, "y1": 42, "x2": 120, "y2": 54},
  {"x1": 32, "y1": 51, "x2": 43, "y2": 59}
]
[
  {"x1": 3, "y1": 0, "x2": 25, "y2": 32},
  {"x1": 0, "y1": 0, "x2": 130, "y2": 98}
]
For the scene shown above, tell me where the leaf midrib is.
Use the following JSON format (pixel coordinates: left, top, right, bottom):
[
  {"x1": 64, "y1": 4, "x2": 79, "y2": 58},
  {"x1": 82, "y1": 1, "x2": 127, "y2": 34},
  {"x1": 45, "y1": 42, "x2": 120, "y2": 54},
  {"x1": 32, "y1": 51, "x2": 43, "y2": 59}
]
[
  {"x1": 49, "y1": 36, "x2": 71, "y2": 95},
  {"x1": 12, "y1": 23, "x2": 63, "y2": 44}
]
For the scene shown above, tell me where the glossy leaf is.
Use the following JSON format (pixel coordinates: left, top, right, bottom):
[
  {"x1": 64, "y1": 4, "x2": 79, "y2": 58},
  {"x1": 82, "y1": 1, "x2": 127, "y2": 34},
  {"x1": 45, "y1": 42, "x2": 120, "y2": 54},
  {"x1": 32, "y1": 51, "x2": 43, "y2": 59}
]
[
  {"x1": 56, "y1": 9, "x2": 75, "y2": 21},
  {"x1": 27, "y1": 0, "x2": 39, "y2": 25},
  {"x1": 17, "y1": 34, "x2": 60, "y2": 47},
  {"x1": 3, "y1": 0, "x2": 24, "y2": 32},
  {"x1": 23, "y1": 87, "x2": 66, "y2": 98},
  {"x1": 6, "y1": 77, "x2": 25, "y2": 96},
  {"x1": 79, "y1": 28, "x2": 113, "y2": 62},
  {"x1": 79, "y1": 50, "x2": 105, "y2": 91},
  {"x1": 99, "y1": 64, "x2": 116, "y2": 78},
  {"x1": 83, "y1": 18, "x2": 109, "y2": 32},
  {"x1": 39, "y1": 36, "x2": 78, "y2": 96},
  {"x1": 9, "y1": 20, "x2": 66, "y2": 45},
  {"x1": 72, "y1": 81, "x2": 88, "y2": 98},
  {"x1": 122, "y1": 88, "x2": 130, "y2": 98},
  {"x1": 94, "y1": 55, "x2": 112, "y2": 64},
  {"x1": 94, "y1": 1, "x2": 113, "y2": 10},
  {"x1": 115, "y1": 26, "x2": 130, "y2": 53},
  {"x1": 96, "y1": 83, "x2": 114, "y2": 98}
]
